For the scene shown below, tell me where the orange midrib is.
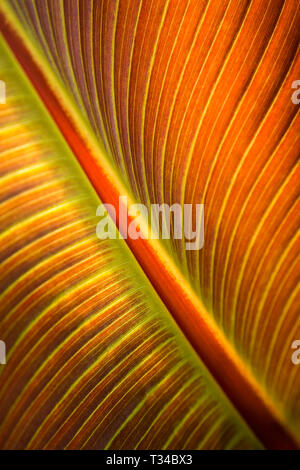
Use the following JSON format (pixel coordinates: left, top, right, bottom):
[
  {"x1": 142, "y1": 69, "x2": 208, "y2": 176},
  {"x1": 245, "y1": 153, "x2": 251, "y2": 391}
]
[{"x1": 0, "y1": 12, "x2": 298, "y2": 450}]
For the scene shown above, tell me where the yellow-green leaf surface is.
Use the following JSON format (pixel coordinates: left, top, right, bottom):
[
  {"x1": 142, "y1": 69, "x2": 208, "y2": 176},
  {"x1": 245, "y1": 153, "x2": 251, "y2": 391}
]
[{"x1": 0, "y1": 0, "x2": 299, "y2": 450}]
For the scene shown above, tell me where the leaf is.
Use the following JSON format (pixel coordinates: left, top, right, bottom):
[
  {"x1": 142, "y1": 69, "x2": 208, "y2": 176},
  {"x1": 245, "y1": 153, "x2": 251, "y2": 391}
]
[
  {"x1": 0, "y1": 0, "x2": 299, "y2": 449},
  {"x1": 0, "y1": 30, "x2": 260, "y2": 451}
]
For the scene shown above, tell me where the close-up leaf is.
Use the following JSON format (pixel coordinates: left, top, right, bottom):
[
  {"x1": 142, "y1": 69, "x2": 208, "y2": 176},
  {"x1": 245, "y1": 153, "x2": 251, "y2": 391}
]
[{"x1": 0, "y1": 0, "x2": 299, "y2": 450}]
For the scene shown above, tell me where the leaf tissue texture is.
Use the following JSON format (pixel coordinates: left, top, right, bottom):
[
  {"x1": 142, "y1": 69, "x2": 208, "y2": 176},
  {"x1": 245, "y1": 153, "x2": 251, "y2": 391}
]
[
  {"x1": 0, "y1": 0, "x2": 299, "y2": 450},
  {"x1": 0, "y1": 35, "x2": 261, "y2": 450}
]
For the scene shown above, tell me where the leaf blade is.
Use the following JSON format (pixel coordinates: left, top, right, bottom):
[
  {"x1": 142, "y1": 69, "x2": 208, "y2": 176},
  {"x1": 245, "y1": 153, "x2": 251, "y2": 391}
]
[{"x1": 0, "y1": 0, "x2": 299, "y2": 449}]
